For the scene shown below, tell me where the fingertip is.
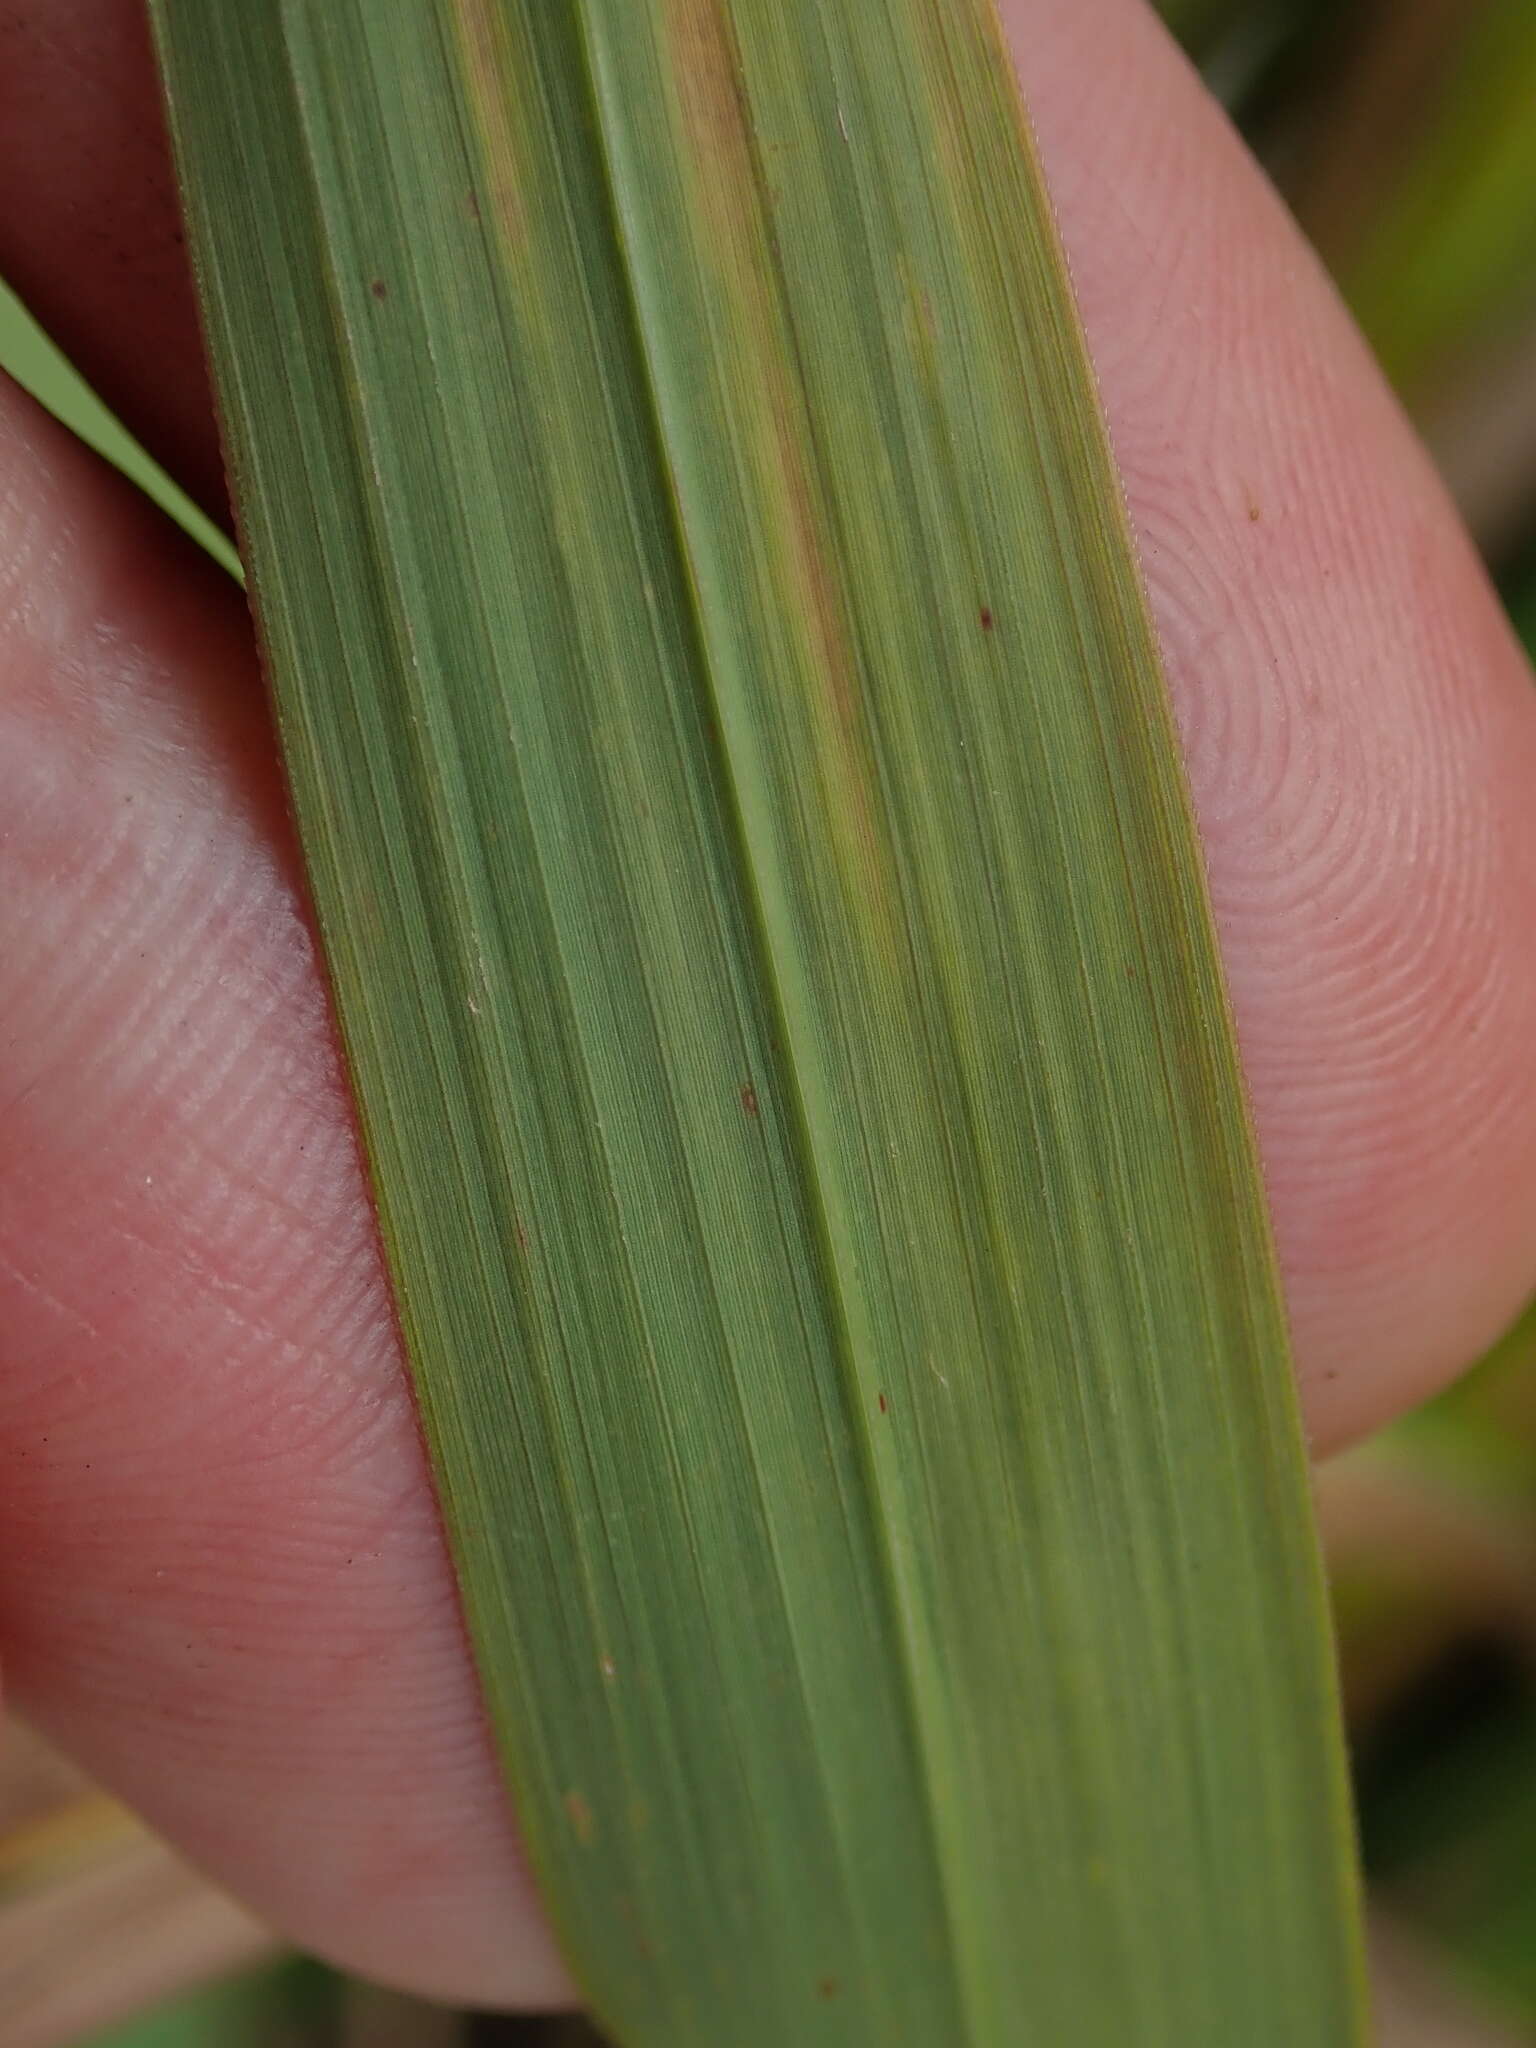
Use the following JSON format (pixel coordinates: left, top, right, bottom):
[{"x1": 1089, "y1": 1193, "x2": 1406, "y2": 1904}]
[{"x1": 1009, "y1": 0, "x2": 1536, "y2": 1447}]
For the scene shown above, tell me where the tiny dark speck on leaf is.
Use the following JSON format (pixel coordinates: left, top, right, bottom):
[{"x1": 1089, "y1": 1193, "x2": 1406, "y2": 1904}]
[
  {"x1": 514, "y1": 1219, "x2": 530, "y2": 1252},
  {"x1": 370, "y1": 278, "x2": 388, "y2": 300},
  {"x1": 817, "y1": 1977, "x2": 839, "y2": 2001},
  {"x1": 466, "y1": 188, "x2": 481, "y2": 220},
  {"x1": 878, "y1": 1392, "x2": 888, "y2": 1413},
  {"x1": 979, "y1": 606, "x2": 994, "y2": 631},
  {"x1": 741, "y1": 1083, "x2": 760, "y2": 1118}
]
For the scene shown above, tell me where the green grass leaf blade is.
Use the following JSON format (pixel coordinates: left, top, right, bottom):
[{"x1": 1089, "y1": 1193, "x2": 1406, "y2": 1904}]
[{"x1": 149, "y1": 4, "x2": 1369, "y2": 2042}]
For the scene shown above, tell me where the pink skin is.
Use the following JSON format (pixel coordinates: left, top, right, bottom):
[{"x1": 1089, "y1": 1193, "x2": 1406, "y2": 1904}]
[{"x1": 1, "y1": 0, "x2": 1534, "y2": 2009}]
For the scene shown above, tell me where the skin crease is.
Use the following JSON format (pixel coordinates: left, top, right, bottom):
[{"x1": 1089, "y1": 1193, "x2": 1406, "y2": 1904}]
[{"x1": 0, "y1": 0, "x2": 1534, "y2": 2011}]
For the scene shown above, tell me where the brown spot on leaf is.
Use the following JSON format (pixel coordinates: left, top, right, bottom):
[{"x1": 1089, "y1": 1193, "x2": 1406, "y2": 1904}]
[
  {"x1": 741, "y1": 1083, "x2": 760, "y2": 1118},
  {"x1": 817, "y1": 1977, "x2": 839, "y2": 2000},
  {"x1": 979, "y1": 606, "x2": 994, "y2": 631},
  {"x1": 878, "y1": 1393, "x2": 888, "y2": 1413},
  {"x1": 369, "y1": 278, "x2": 388, "y2": 301},
  {"x1": 565, "y1": 1791, "x2": 595, "y2": 1845}
]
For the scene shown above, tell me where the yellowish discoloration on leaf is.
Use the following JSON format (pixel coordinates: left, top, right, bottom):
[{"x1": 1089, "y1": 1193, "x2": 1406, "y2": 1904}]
[
  {"x1": 449, "y1": 0, "x2": 526, "y2": 255},
  {"x1": 657, "y1": 0, "x2": 890, "y2": 913}
]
